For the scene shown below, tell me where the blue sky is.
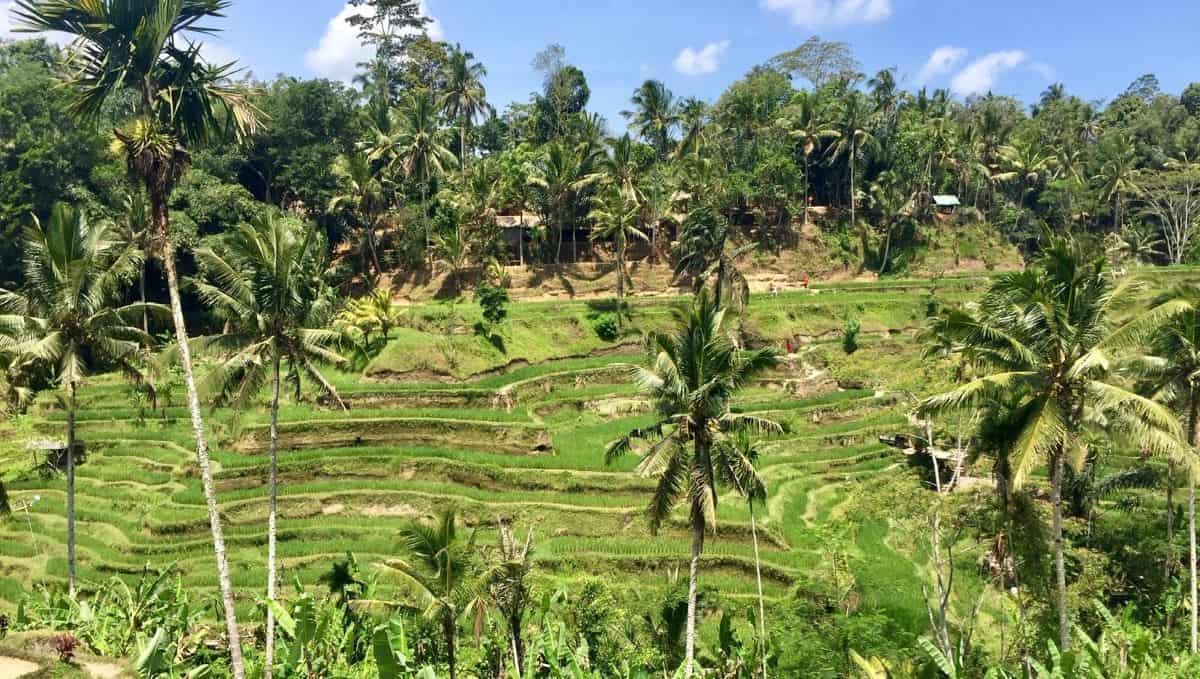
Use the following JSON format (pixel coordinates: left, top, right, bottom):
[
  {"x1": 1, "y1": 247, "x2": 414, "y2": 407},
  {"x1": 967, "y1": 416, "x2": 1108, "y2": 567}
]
[{"x1": 4, "y1": 1, "x2": 1200, "y2": 128}]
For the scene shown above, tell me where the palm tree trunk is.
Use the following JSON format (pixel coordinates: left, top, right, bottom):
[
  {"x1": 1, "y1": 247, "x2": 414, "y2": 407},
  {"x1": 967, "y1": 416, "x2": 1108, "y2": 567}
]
[
  {"x1": 509, "y1": 614, "x2": 525, "y2": 676},
  {"x1": 264, "y1": 351, "x2": 282, "y2": 679},
  {"x1": 750, "y1": 502, "x2": 768, "y2": 679},
  {"x1": 366, "y1": 220, "x2": 384, "y2": 279},
  {"x1": 684, "y1": 517, "x2": 703, "y2": 679},
  {"x1": 66, "y1": 380, "x2": 77, "y2": 598},
  {"x1": 518, "y1": 213, "x2": 525, "y2": 267},
  {"x1": 1051, "y1": 449, "x2": 1070, "y2": 650},
  {"x1": 139, "y1": 265, "x2": 149, "y2": 336},
  {"x1": 615, "y1": 237, "x2": 624, "y2": 333},
  {"x1": 422, "y1": 181, "x2": 431, "y2": 268},
  {"x1": 803, "y1": 154, "x2": 811, "y2": 227},
  {"x1": 1168, "y1": 460, "x2": 1176, "y2": 584},
  {"x1": 1189, "y1": 390, "x2": 1199, "y2": 653},
  {"x1": 446, "y1": 614, "x2": 458, "y2": 679},
  {"x1": 154, "y1": 197, "x2": 246, "y2": 678},
  {"x1": 555, "y1": 206, "x2": 564, "y2": 265},
  {"x1": 849, "y1": 150, "x2": 856, "y2": 226}
]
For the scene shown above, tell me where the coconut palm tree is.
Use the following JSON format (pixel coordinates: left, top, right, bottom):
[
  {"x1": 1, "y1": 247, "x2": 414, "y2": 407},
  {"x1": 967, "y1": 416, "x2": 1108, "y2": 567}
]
[
  {"x1": 330, "y1": 151, "x2": 388, "y2": 279},
  {"x1": 602, "y1": 133, "x2": 644, "y2": 204},
  {"x1": 588, "y1": 186, "x2": 646, "y2": 332},
  {"x1": 716, "y1": 430, "x2": 771, "y2": 679},
  {"x1": 527, "y1": 141, "x2": 601, "y2": 264},
  {"x1": 0, "y1": 203, "x2": 152, "y2": 597},
  {"x1": 623, "y1": 80, "x2": 680, "y2": 160},
  {"x1": 117, "y1": 192, "x2": 153, "y2": 335},
  {"x1": 190, "y1": 212, "x2": 347, "y2": 679},
  {"x1": 607, "y1": 290, "x2": 780, "y2": 677},
  {"x1": 1111, "y1": 282, "x2": 1200, "y2": 653},
  {"x1": 993, "y1": 139, "x2": 1056, "y2": 211},
  {"x1": 481, "y1": 519, "x2": 534, "y2": 675},
  {"x1": 919, "y1": 234, "x2": 1183, "y2": 650},
  {"x1": 639, "y1": 169, "x2": 677, "y2": 267},
  {"x1": 13, "y1": 5, "x2": 262, "y2": 671},
  {"x1": 370, "y1": 90, "x2": 458, "y2": 266},
  {"x1": 389, "y1": 509, "x2": 483, "y2": 679},
  {"x1": 782, "y1": 91, "x2": 838, "y2": 225},
  {"x1": 674, "y1": 207, "x2": 751, "y2": 312},
  {"x1": 441, "y1": 45, "x2": 490, "y2": 169},
  {"x1": 1094, "y1": 135, "x2": 1141, "y2": 231},
  {"x1": 829, "y1": 92, "x2": 877, "y2": 226}
]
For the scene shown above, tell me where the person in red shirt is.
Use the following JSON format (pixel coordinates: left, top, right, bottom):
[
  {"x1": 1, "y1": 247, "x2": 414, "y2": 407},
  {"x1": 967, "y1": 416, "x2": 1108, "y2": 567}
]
[{"x1": 802, "y1": 274, "x2": 810, "y2": 290}]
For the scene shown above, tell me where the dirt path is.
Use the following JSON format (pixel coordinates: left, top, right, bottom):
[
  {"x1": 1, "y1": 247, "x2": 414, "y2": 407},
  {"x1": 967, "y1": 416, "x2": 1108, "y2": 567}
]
[
  {"x1": 0, "y1": 656, "x2": 40, "y2": 678},
  {"x1": 83, "y1": 661, "x2": 125, "y2": 677}
]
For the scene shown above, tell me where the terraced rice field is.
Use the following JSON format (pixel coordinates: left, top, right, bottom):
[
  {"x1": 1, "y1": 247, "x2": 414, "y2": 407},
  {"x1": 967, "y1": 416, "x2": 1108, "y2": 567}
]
[{"x1": 0, "y1": 277, "x2": 986, "y2": 627}]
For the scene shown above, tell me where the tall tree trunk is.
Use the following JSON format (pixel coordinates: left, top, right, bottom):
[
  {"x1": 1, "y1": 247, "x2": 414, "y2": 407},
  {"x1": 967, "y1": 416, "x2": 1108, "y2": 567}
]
[
  {"x1": 264, "y1": 351, "x2": 282, "y2": 679},
  {"x1": 555, "y1": 205, "x2": 563, "y2": 265},
  {"x1": 750, "y1": 502, "x2": 768, "y2": 679},
  {"x1": 849, "y1": 150, "x2": 856, "y2": 226},
  {"x1": 422, "y1": 180, "x2": 431, "y2": 267},
  {"x1": 446, "y1": 615, "x2": 458, "y2": 679},
  {"x1": 518, "y1": 213, "x2": 525, "y2": 267},
  {"x1": 803, "y1": 153, "x2": 810, "y2": 227},
  {"x1": 1189, "y1": 389, "x2": 1199, "y2": 653},
  {"x1": 1051, "y1": 450, "x2": 1070, "y2": 650},
  {"x1": 1168, "y1": 460, "x2": 1176, "y2": 584},
  {"x1": 365, "y1": 219, "x2": 384, "y2": 279},
  {"x1": 66, "y1": 380, "x2": 76, "y2": 598},
  {"x1": 153, "y1": 196, "x2": 246, "y2": 678},
  {"x1": 684, "y1": 518, "x2": 703, "y2": 679},
  {"x1": 509, "y1": 614, "x2": 525, "y2": 676},
  {"x1": 615, "y1": 237, "x2": 624, "y2": 332},
  {"x1": 139, "y1": 265, "x2": 149, "y2": 336}
]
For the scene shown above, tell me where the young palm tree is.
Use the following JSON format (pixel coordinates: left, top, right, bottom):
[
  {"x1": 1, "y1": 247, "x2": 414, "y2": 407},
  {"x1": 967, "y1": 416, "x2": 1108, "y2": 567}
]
[
  {"x1": 601, "y1": 133, "x2": 645, "y2": 204},
  {"x1": 0, "y1": 203, "x2": 152, "y2": 597},
  {"x1": 329, "y1": 151, "x2": 388, "y2": 278},
  {"x1": 389, "y1": 509, "x2": 482, "y2": 679},
  {"x1": 589, "y1": 186, "x2": 646, "y2": 333},
  {"x1": 190, "y1": 213, "x2": 347, "y2": 679},
  {"x1": 440, "y1": 45, "x2": 490, "y2": 169},
  {"x1": 623, "y1": 80, "x2": 680, "y2": 160},
  {"x1": 829, "y1": 92, "x2": 877, "y2": 226},
  {"x1": 527, "y1": 141, "x2": 601, "y2": 264},
  {"x1": 14, "y1": 5, "x2": 261, "y2": 671},
  {"x1": 919, "y1": 235, "x2": 1183, "y2": 650},
  {"x1": 481, "y1": 519, "x2": 534, "y2": 675},
  {"x1": 638, "y1": 169, "x2": 676, "y2": 267},
  {"x1": 607, "y1": 290, "x2": 780, "y2": 677},
  {"x1": 370, "y1": 91, "x2": 458, "y2": 266}
]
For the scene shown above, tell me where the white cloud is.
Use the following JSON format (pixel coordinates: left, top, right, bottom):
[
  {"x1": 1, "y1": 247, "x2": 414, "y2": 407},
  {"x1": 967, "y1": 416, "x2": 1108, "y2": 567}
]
[
  {"x1": 305, "y1": 0, "x2": 443, "y2": 82},
  {"x1": 1029, "y1": 61, "x2": 1057, "y2": 82},
  {"x1": 673, "y1": 40, "x2": 731, "y2": 76},
  {"x1": 951, "y1": 50, "x2": 1028, "y2": 96},
  {"x1": 916, "y1": 46, "x2": 967, "y2": 86},
  {"x1": 761, "y1": 0, "x2": 892, "y2": 29}
]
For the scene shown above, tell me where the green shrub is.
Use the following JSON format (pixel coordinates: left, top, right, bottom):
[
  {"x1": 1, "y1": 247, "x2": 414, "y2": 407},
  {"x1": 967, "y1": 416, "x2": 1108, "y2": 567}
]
[
  {"x1": 592, "y1": 313, "x2": 619, "y2": 342},
  {"x1": 842, "y1": 317, "x2": 861, "y2": 354}
]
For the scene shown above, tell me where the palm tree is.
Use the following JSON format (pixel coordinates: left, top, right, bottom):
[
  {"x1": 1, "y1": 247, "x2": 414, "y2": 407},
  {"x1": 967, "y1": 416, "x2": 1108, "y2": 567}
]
[
  {"x1": 623, "y1": 80, "x2": 680, "y2": 160},
  {"x1": 481, "y1": 519, "x2": 534, "y2": 675},
  {"x1": 14, "y1": 5, "x2": 261, "y2": 671},
  {"x1": 190, "y1": 213, "x2": 347, "y2": 679},
  {"x1": 1094, "y1": 135, "x2": 1141, "y2": 231},
  {"x1": 117, "y1": 192, "x2": 152, "y2": 335},
  {"x1": 607, "y1": 290, "x2": 780, "y2": 678},
  {"x1": 782, "y1": 91, "x2": 838, "y2": 225},
  {"x1": 674, "y1": 207, "x2": 751, "y2": 312},
  {"x1": 639, "y1": 169, "x2": 677, "y2": 266},
  {"x1": 919, "y1": 235, "x2": 1183, "y2": 650},
  {"x1": 1114, "y1": 282, "x2": 1200, "y2": 652},
  {"x1": 829, "y1": 92, "x2": 877, "y2": 226},
  {"x1": 0, "y1": 203, "x2": 151, "y2": 597},
  {"x1": 371, "y1": 90, "x2": 458, "y2": 266},
  {"x1": 589, "y1": 186, "x2": 646, "y2": 333},
  {"x1": 602, "y1": 133, "x2": 644, "y2": 204},
  {"x1": 389, "y1": 509, "x2": 482, "y2": 679},
  {"x1": 993, "y1": 139, "x2": 1056, "y2": 211},
  {"x1": 527, "y1": 141, "x2": 601, "y2": 264},
  {"x1": 330, "y1": 151, "x2": 388, "y2": 278},
  {"x1": 717, "y1": 431, "x2": 771, "y2": 679},
  {"x1": 441, "y1": 45, "x2": 490, "y2": 169}
]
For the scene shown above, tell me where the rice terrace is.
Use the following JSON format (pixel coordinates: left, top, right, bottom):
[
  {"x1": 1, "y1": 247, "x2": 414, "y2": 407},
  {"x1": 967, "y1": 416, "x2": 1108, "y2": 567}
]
[{"x1": 3, "y1": 0, "x2": 1200, "y2": 677}]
